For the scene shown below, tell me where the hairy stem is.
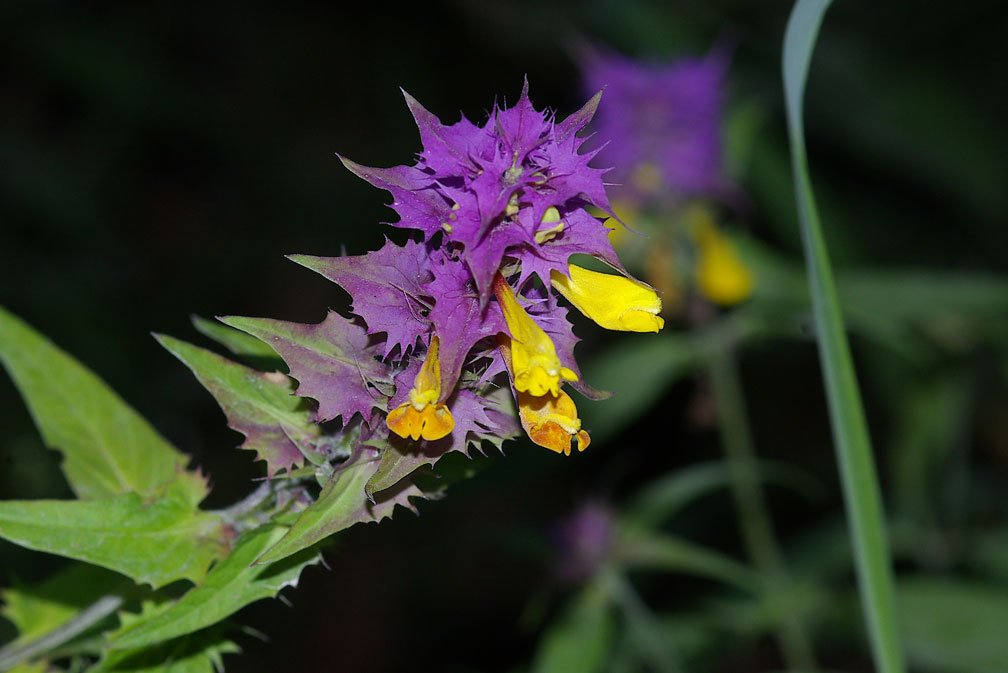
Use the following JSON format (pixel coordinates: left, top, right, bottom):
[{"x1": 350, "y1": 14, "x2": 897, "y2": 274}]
[{"x1": 0, "y1": 594, "x2": 123, "y2": 671}]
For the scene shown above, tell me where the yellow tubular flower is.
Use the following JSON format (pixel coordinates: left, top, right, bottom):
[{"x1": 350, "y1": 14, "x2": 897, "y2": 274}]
[
  {"x1": 492, "y1": 274, "x2": 577, "y2": 397},
  {"x1": 691, "y1": 213, "x2": 754, "y2": 307},
  {"x1": 516, "y1": 389, "x2": 590, "y2": 456},
  {"x1": 386, "y1": 336, "x2": 455, "y2": 441},
  {"x1": 550, "y1": 265, "x2": 665, "y2": 333}
]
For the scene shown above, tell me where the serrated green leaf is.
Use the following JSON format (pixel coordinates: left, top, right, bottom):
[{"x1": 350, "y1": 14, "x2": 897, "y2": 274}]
[
  {"x1": 1, "y1": 564, "x2": 123, "y2": 649},
  {"x1": 190, "y1": 315, "x2": 285, "y2": 370},
  {"x1": 0, "y1": 481, "x2": 228, "y2": 589},
  {"x1": 110, "y1": 525, "x2": 319, "y2": 649},
  {"x1": 89, "y1": 624, "x2": 238, "y2": 673},
  {"x1": 156, "y1": 335, "x2": 321, "y2": 477},
  {"x1": 0, "y1": 306, "x2": 203, "y2": 501},
  {"x1": 364, "y1": 438, "x2": 434, "y2": 501},
  {"x1": 256, "y1": 452, "x2": 421, "y2": 565}
]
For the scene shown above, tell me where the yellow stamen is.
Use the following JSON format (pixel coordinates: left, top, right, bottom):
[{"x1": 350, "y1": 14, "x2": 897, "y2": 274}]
[
  {"x1": 386, "y1": 336, "x2": 455, "y2": 441},
  {"x1": 492, "y1": 274, "x2": 577, "y2": 397},
  {"x1": 689, "y1": 208, "x2": 754, "y2": 306},
  {"x1": 550, "y1": 265, "x2": 665, "y2": 333},
  {"x1": 535, "y1": 207, "x2": 566, "y2": 243},
  {"x1": 517, "y1": 389, "x2": 590, "y2": 456}
]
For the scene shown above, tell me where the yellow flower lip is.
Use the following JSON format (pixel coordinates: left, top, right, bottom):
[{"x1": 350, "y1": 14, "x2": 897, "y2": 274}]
[
  {"x1": 493, "y1": 274, "x2": 577, "y2": 398},
  {"x1": 517, "y1": 389, "x2": 590, "y2": 456},
  {"x1": 550, "y1": 264, "x2": 665, "y2": 333},
  {"x1": 386, "y1": 335, "x2": 455, "y2": 442}
]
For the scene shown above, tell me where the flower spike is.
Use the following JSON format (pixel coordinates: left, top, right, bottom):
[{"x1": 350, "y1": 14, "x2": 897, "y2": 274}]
[
  {"x1": 550, "y1": 265, "x2": 665, "y2": 333},
  {"x1": 493, "y1": 274, "x2": 577, "y2": 397},
  {"x1": 386, "y1": 336, "x2": 455, "y2": 441}
]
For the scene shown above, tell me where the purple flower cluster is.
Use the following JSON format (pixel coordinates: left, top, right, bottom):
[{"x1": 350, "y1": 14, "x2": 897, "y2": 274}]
[
  {"x1": 580, "y1": 48, "x2": 729, "y2": 202},
  {"x1": 257, "y1": 81, "x2": 662, "y2": 461}
]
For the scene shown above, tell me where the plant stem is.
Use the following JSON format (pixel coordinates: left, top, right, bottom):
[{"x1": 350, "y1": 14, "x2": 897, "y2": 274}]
[
  {"x1": 0, "y1": 594, "x2": 123, "y2": 672},
  {"x1": 602, "y1": 569, "x2": 682, "y2": 673},
  {"x1": 783, "y1": 2, "x2": 906, "y2": 671},
  {"x1": 709, "y1": 344, "x2": 819, "y2": 672}
]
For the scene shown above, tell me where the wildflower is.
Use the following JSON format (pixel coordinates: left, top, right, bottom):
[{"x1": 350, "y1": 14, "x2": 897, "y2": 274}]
[
  {"x1": 386, "y1": 336, "x2": 455, "y2": 441},
  {"x1": 550, "y1": 264, "x2": 664, "y2": 332},
  {"x1": 553, "y1": 502, "x2": 614, "y2": 582},
  {"x1": 308, "y1": 82, "x2": 664, "y2": 455},
  {"x1": 580, "y1": 47, "x2": 730, "y2": 202}
]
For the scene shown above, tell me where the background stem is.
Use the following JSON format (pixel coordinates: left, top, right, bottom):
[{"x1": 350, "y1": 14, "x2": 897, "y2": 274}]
[{"x1": 709, "y1": 345, "x2": 819, "y2": 672}]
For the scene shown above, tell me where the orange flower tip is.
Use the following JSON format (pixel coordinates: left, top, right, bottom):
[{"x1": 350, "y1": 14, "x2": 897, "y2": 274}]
[{"x1": 517, "y1": 389, "x2": 589, "y2": 456}]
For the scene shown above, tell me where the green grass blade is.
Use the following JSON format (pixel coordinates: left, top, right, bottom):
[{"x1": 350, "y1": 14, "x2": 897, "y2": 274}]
[{"x1": 782, "y1": 2, "x2": 906, "y2": 672}]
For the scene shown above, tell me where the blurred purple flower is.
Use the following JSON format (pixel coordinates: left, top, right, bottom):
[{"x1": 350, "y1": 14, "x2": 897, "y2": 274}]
[
  {"x1": 581, "y1": 47, "x2": 730, "y2": 202},
  {"x1": 552, "y1": 502, "x2": 615, "y2": 582}
]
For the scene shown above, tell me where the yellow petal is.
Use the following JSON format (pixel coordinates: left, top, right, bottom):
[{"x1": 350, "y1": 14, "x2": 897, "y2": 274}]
[
  {"x1": 386, "y1": 335, "x2": 454, "y2": 441},
  {"x1": 493, "y1": 274, "x2": 577, "y2": 397},
  {"x1": 517, "y1": 389, "x2": 590, "y2": 456},
  {"x1": 551, "y1": 265, "x2": 665, "y2": 333},
  {"x1": 387, "y1": 402, "x2": 455, "y2": 441},
  {"x1": 409, "y1": 335, "x2": 442, "y2": 409}
]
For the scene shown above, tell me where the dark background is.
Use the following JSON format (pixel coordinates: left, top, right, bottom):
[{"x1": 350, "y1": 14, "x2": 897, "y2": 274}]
[{"x1": 2, "y1": 2, "x2": 1007, "y2": 671}]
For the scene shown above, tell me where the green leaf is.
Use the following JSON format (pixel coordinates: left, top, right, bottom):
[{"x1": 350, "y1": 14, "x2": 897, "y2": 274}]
[
  {"x1": 616, "y1": 533, "x2": 759, "y2": 592},
  {"x1": 580, "y1": 334, "x2": 697, "y2": 444},
  {"x1": 899, "y1": 577, "x2": 1008, "y2": 673},
  {"x1": 110, "y1": 525, "x2": 319, "y2": 649},
  {"x1": 363, "y1": 438, "x2": 437, "y2": 501},
  {"x1": 532, "y1": 581, "x2": 614, "y2": 673},
  {"x1": 256, "y1": 452, "x2": 421, "y2": 565},
  {"x1": 89, "y1": 623, "x2": 238, "y2": 673},
  {"x1": 783, "y1": 2, "x2": 905, "y2": 672},
  {"x1": 156, "y1": 334, "x2": 322, "y2": 477},
  {"x1": 0, "y1": 564, "x2": 123, "y2": 649},
  {"x1": 190, "y1": 315, "x2": 285, "y2": 370},
  {"x1": 0, "y1": 306, "x2": 203, "y2": 501},
  {"x1": 0, "y1": 480, "x2": 228, "y2": 588},
  {"x1": 624, "y1": 461, "x2": 822, "y2": 531}
]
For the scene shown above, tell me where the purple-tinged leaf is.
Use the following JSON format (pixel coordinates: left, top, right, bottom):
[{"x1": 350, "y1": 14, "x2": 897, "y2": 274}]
[
  {"x1": 220, "y1": 312, "x2": 393, "y2": 425},
  {"x1": 157, "y1": 335, "x2": 319, "y2": 478},
  {"x1": 289, "y1": 239, "x2": 434, "y2": 358},
  {"x1": 424, "y1": 256, "x2": 506, "y2": 392},
  {"x1": 555, "y1": 89, "x2": 603, "y2": 143},
  {"x1": 338, "y1": 157, "x2": 449, "y2": 237}
]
